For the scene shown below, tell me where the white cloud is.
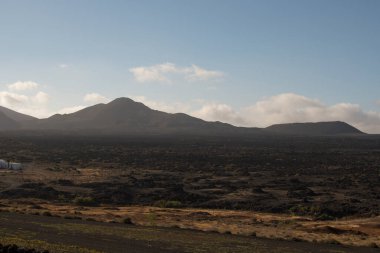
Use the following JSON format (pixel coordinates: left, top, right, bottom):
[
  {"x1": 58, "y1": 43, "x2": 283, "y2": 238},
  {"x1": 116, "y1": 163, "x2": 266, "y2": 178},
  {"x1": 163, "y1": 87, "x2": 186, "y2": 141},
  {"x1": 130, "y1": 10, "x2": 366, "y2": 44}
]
[
  {"x1": 129, "y1": 62, "x2": 224, "y2": 83},
  {"x1": 192, "y1": 103, "x2": 246, "y2": 125},
  {"x1": 123, "y1": 94, "x2": 380, "y2": 133},
  {"x1": 132, "y1": 95, "x2": 191, "y2": 113},
  {"x1": 59, "y1": 64, "x2": 68, "y2": 69},
  {"x1": 84, "y1": 93, "x2": 109, "y2": 104},
  {"x1": 190, "y1": 93, "x2": 380, "y2": 134},
  {"x1": 1, "y1": 86, "x2": 380, "y2": 133},
  {"x1": 32, "y1": 91, "x2": 49, "y2": 104},
  {"x1": 0, "y1": 81, "x2": 50, "y2": 117},
  {"x1": 0, "y1": 91, "x2": 50, "y2": 118},
  {"x1": 185, "y1": 64, "x2": 224, "y2": 81},
  {"x1": 7, "y1": 81, "x2": 39, "y2": 91},
  {"x1": 0, "y1": 91, "x2": 29, "y2": 107},
  {"x1": 129, "y1": 64, "x2": 171, "y2": 83},
  {"x1": 0, "y1": 86, "x2": 107, "y2": 118}
]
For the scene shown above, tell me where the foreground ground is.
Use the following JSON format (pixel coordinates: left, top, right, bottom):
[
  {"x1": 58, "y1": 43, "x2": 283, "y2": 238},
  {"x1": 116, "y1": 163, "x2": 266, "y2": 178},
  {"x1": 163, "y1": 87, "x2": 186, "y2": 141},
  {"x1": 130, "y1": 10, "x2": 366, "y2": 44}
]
[
  {"x1": 1, "y1": 134, "x2": 380, "y2": 251},
  {"x1": 1, "y1": 201, "x2": 380, "y2": 248},
  {"x1": 0, "y1": 211, "x2": 378, "y2": 253}
]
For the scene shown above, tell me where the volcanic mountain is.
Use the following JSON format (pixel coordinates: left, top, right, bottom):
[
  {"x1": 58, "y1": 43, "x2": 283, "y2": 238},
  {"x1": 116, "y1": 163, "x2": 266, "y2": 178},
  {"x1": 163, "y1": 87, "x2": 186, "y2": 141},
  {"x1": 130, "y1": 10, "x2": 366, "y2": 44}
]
[
  {"x1": 0, "y1": 97, "x2": 365, "y2": 135},
  {"x1": 25, "y1": 97, "x2": 247, "y2": 134},
  {"x1": 265, "y1": 121, "x2": 363, "y2": 135}
]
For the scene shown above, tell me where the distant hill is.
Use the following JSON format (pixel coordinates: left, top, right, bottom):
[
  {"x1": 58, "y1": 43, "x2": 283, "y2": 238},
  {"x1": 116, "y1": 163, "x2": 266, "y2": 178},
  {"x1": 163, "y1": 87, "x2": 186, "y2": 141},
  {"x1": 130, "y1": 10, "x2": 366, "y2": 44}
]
[
  {"x1": 0, "y1": 111, "x2": 20, "y2": 130},
  {"x1": 0, "y1": 98, "x2": 365, "y2": 135},
  {"x1": 25, "y1": 97, "x2": 251, "y2": 134},
  {"x1": 265, "y1": 121, "x2": 363, "y2": 135}
]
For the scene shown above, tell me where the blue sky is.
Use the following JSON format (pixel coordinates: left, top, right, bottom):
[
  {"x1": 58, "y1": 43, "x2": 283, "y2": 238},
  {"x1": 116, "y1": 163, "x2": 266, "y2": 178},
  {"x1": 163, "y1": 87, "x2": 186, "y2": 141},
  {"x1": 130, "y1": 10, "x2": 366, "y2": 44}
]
[{"x1": 1, "y1": 0, "x2": 380, "y2": 132}]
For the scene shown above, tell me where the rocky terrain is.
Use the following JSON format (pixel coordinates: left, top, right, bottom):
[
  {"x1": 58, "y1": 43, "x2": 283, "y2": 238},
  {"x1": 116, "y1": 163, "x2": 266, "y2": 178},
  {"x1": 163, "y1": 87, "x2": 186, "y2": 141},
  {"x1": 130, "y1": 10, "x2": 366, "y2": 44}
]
[{"x1": 0, "y1": 134, "x2": 379, "y2": 218}]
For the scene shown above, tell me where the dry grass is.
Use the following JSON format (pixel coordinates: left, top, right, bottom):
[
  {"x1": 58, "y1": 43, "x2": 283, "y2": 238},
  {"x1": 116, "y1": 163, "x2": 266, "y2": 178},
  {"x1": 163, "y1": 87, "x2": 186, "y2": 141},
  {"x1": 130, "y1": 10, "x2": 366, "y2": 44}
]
[
  {"x1": 1, "y1": 163, "x2": 379, "y2": 249},
  {"x1": 1, "y1": 200, "x2": 379, "y2": 248}
]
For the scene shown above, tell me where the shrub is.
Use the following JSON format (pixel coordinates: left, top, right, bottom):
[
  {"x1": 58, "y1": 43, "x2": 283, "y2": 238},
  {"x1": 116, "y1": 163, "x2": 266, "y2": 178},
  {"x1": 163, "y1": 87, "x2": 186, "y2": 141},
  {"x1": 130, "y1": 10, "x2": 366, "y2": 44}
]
[
  {"x1": 42, "y1": 211, "x2": 52, "y2": 216},
  {"x1": 154, "y1": 200, "x2": 183, "y2": 208},
  {"x1": 73, "y1": 196, "x2": 98, "y2": 206},
  {"x1": 316, "y1": 213, "x2": 335, "y2": 221},
  {"x1": 123, "y1": 217, "x2": 133, "y2": 224}
]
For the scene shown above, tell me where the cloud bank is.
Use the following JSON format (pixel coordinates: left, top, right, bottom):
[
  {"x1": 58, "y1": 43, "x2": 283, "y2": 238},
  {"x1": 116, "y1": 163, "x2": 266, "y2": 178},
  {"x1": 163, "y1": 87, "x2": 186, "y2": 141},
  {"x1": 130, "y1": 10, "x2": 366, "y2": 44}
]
[
  {"x1": 192, "y1": 93, "x2": 380, "y2": 133},
  {"x1": 58, "y1": 93, "x2": 110, "y2": 115},
  {"x1": 84, "y1": 93, "x2": 109, "y2": 104},
  {"x1": 7, "y1": 81, "x2": 39, "y2": 91},
  {"x1": 0, "y1": 90, "x2": 50, "y2": 118},
  {"x1": 1, "y1": 81, "x2": 380, "y2": 133},
  {"x1": 129, "y1": 63, "x2": 224, "y2": 83},
  {"x1": 192, "y1": 103, "x2": 247, "y2": 126}
]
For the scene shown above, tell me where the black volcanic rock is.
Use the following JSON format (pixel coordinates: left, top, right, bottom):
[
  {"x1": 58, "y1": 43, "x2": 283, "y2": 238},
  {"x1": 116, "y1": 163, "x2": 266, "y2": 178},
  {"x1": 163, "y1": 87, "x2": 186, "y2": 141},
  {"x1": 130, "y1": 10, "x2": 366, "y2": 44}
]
[{"x1": 265, "y1": 121, "x2": 363, "y2": 135}]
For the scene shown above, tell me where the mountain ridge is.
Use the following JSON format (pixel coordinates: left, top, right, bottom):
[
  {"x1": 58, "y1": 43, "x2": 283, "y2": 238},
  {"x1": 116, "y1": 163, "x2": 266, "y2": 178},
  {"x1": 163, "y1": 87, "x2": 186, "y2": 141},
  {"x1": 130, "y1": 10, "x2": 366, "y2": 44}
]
[
  {"x1": 0, "y1": 98, "x2": 365, "y2": 135},
  {"x1": 0, "y1": 106, "x2": 37, "y2": 122}
]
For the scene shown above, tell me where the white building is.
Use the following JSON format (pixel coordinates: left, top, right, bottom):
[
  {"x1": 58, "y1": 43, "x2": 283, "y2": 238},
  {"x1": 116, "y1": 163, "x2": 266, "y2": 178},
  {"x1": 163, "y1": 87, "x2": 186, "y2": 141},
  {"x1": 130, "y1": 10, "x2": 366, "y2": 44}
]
[
  {"x1": 0, "y1": 159, "x2": 22, "y2": 170},
  {"x1": 0, "y1": 160, "x2": 7, "y2": 168}
]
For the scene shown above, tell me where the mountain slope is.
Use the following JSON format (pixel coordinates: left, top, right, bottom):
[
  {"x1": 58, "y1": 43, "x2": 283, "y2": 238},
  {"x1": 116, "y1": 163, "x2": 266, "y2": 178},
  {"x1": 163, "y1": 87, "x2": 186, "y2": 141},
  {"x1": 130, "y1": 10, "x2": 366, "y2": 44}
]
[
  {"x1": 265, "y1": 121, "x2": 363, "y2": 135},
  {"x1": 0, "y1": 111, "x2": 20, "y2": 130},
  {"x1": 0, "y1": 106, "x2": 36, "y2": 122},
  {"x1": 28, "y1": 97, "x2": 249, "y2": 134}
]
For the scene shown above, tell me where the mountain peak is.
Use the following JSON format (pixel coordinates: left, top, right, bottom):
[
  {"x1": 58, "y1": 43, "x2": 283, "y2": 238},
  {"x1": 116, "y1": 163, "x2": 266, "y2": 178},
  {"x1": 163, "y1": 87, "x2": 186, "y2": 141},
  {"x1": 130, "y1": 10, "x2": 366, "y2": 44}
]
[
  {"x1": 104, "y1": 97, "x2": 147, "y2": 110},
  {"x1": 108, "y1": 97, "x2": 136, "y2": 105}
]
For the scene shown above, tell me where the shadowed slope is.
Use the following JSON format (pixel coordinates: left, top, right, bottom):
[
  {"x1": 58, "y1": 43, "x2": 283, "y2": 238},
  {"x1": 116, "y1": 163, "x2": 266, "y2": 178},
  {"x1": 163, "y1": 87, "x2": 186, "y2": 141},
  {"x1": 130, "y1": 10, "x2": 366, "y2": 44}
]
[
  {"x1": 28, "y1": 97, "x2": 247, "y2": 134},
  {"x1": 265, "y1": 121, "x2": 363, "y2": 135},
  {"x1": 0, "y1": 106, "x2": 36, "y2": 122},
  {"x1": 0, "y1": 111, "x2": 20, "y2": 130}
]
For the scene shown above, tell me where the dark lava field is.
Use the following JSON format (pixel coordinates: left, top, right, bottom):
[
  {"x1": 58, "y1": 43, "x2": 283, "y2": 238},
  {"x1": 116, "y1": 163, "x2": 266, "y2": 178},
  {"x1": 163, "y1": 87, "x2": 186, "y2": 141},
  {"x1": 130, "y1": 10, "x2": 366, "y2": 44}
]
[{"x1": 1, "y1": 134, "x2": 380, "y2": 219}]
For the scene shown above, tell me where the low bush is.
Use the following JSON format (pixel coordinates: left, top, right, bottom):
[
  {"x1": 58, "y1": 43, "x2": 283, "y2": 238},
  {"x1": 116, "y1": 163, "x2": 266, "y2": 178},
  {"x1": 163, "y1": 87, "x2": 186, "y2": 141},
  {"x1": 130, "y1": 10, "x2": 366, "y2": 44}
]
[
  {"x1": 42, "y1": 211, "x2": 52, "y2": 217},
  {"x1": 122, "y1": 217, "x2": 133, "y2": 224},
  {"x1": 154, "y1": 200, "x2": 183, "y2": 208},
  {"x1": 73, "y1": 196, "x2": 98, "y2": 206}
]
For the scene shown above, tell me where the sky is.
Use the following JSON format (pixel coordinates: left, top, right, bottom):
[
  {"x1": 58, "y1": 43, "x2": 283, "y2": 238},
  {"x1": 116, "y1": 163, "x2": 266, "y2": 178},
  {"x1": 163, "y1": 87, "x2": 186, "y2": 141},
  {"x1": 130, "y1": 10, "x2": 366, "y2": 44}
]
[{"x1": 0, "y1": 0, "x2": 380, "y2": 133}]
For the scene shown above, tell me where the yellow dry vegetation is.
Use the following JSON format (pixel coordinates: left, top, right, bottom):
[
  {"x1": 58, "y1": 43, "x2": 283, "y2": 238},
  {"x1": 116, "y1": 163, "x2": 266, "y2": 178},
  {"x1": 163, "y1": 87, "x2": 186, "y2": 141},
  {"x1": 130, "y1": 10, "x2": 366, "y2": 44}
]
[{"x1": 1, "y1": 200, "x2": 379, "y2": 248}]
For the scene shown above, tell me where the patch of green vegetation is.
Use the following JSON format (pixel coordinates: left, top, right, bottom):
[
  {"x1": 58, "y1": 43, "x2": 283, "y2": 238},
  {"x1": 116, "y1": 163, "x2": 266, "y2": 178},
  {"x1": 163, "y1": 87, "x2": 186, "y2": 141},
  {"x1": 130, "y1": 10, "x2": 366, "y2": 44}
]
[
  {"x1": 289, "y1": 205, "x2": 337, "y2": 221},
  {"x1": 73, "y1": 196, "x2": 98, "y2": 206},
  {"x1": 154, "y1": 200, "x2": 183, "y2": 208}
]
